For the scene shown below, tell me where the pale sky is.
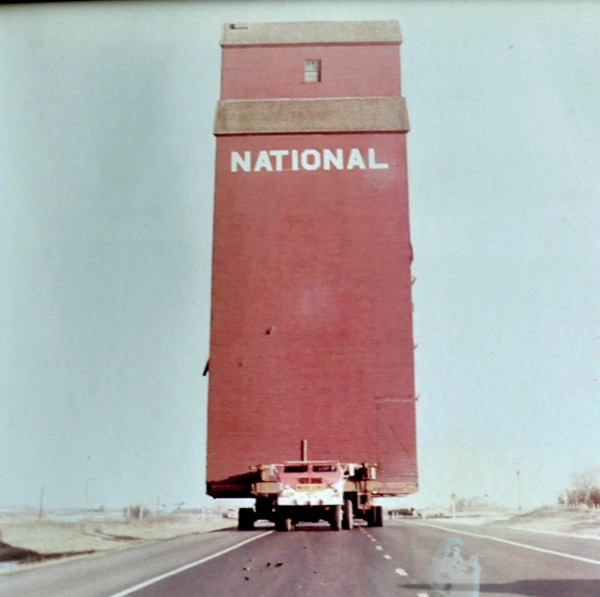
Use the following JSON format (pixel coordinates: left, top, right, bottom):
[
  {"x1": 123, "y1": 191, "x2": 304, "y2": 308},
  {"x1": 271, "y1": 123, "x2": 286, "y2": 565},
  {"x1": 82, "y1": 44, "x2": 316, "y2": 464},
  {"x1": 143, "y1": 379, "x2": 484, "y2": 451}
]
[{"x1": 1, "y1": 0, "x2": 599, "y2": 511}]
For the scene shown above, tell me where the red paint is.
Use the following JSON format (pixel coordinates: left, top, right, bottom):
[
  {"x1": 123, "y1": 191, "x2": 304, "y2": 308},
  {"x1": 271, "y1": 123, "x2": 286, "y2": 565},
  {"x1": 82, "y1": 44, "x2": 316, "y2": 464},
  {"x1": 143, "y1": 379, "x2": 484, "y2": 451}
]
[
  {"x1": 221, "y1": 44, "x2": 401, "y2": 100},
  {"x1": 207, "y1": 25, "x2": 416, "y2": 493}
]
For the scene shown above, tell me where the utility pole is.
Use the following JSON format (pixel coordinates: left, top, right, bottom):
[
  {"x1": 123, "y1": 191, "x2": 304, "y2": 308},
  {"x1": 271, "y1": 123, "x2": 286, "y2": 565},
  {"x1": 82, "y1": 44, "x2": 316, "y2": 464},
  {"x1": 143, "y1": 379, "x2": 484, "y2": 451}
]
[
  {"x1": 513, "y1": 457, "x2": 523, "y2": 513},
  {"x1": 38, "y1": 486, "x2": 44, "y2": 518},
  {"x1": 85, "y1": 478, "x2": 98, "y2": 516}
]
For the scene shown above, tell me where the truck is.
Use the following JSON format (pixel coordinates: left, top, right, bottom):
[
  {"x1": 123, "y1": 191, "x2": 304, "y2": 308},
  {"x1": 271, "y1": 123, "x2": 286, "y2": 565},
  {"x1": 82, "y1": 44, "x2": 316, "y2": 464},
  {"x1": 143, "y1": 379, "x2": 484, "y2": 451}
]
[{"x1": 237, "y1": 456, "x2": 384, "y2": 531}]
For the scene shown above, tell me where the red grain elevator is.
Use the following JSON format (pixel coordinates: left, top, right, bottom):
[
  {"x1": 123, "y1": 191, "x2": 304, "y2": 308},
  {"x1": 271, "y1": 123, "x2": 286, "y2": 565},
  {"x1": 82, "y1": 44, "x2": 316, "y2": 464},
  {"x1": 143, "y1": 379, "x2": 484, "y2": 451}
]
[{"x1": 207, "y1": 20, "x2": 417, "y2": 498}]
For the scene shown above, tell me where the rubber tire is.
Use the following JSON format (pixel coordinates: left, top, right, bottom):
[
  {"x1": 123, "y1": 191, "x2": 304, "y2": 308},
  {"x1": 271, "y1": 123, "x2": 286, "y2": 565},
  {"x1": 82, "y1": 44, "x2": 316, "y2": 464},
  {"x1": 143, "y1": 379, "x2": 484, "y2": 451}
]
[
  {"x1": 330, "y1": 505, "x2": 342, "y2": 531},
  {"x1": 275, "y1": 513, "x2": 293, "y2": 532},
  {"x1": 373, "y1": 505, "x2": 383, "y2": 527},
  {"x1": 366, "y1": 507, "x2": 375, "y2": 527},
  {"x1": 275, "y1": 517, "x2": 286, "y2": 532},
  {"x1": 367, "y1": 506, "x2": 383, "y2": 527},
  {"x1": 342, "y1": 499, "x2": 354, "y2": 530},
  {"x1": 238, "y1": 508, "x2": 255, "y2": 531}
]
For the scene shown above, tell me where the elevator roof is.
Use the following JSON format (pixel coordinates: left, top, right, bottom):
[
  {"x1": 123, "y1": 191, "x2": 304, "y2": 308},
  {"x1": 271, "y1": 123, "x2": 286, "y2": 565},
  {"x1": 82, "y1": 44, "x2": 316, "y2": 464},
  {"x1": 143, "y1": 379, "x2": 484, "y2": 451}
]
[{"x1": 221, "y1": 20, "x2": 402, "y2": 46}]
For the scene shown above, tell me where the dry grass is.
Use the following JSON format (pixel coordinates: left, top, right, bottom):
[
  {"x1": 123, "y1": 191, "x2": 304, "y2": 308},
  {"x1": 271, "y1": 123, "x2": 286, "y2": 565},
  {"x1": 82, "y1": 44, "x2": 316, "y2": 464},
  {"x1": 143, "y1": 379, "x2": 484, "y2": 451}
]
[
  {"x1": 1, "y1": 515, "x2": 237, "y2": 557},
  {"x1": 496, "y1": 505, "x2": 600, "y2": 536}
]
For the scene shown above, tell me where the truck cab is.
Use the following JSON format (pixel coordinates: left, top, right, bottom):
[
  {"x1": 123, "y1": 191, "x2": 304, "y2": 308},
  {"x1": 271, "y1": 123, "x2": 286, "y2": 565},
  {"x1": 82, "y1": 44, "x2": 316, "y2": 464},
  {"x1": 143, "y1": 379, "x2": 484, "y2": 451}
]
[
  {"x1": 272, "y1": 460, "x2": 346, "y2": 531},
  {"x1": 276, "y1": 461, "x2": 344, "y2": 508},
  {"x1": 237, "y1": 458, "x2": 384, "y2": 531}
]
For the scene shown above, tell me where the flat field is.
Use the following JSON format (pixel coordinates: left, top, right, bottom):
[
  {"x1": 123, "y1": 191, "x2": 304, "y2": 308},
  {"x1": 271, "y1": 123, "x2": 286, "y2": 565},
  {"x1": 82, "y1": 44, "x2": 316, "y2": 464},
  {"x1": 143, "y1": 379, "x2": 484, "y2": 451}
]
[
  {"x1": 0, "y1": 510, "x2": 237, "y2": 568},
  {"x1": 3, "y1": 505, "x2": 600, "y2": 573},
  {"x1": 494, "y1": 504, "x2": 600, "y2": 536}
]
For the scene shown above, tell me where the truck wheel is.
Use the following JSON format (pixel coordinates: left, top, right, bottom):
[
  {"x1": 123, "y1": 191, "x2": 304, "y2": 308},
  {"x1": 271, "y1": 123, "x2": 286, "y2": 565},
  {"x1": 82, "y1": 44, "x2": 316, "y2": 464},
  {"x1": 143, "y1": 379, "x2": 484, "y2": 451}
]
[
  {"x1": 342, "y1": 499, "x2": 354, "y2": 530},
  {"x1": 275, "y1": 514, "x2": 293, "y2": 532},
  {"x1": 330, "y1": 505, "x2": 342, "y2": 531},
  {"x1": 366, "y1": 508, "x2": 374, "y2": 527},
  {"x1": 367, "y1": 506, "x2": 383, "y2": 527},
  {"x1": 373, "y1": 505, "x2": 383, "y2": 527},
  {"x1": 238, "y1": 508, "x2": 255, "y2": 531}
]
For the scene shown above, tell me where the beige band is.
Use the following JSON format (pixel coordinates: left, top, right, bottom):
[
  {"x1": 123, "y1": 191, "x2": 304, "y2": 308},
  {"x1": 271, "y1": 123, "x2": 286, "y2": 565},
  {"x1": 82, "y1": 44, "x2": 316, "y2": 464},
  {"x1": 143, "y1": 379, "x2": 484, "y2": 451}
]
[{"x1": 214, "y1": 97, "x2": 409, "y2": 135}]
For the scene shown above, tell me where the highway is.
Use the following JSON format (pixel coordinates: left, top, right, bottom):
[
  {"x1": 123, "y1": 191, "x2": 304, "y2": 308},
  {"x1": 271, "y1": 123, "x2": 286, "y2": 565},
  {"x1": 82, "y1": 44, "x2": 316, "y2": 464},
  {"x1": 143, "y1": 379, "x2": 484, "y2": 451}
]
[{"x1": 2, "y1": 519, "x2": 600, "y2": 596}]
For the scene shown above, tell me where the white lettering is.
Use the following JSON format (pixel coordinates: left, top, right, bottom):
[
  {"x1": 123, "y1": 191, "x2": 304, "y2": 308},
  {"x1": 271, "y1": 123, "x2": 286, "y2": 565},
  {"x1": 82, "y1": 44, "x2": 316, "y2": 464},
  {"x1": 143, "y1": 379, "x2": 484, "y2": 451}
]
[
  {"x1": 231, "y1": 151, "x2": 251, "y2": 172},
  {"x1": 323, "y1": 149, "x2": 344, "y2": 170},
  {"x1": 346, "y1": 148, "x2": 366, "y2": 170},
  {"x1": 254, "y1": 150, "x2": 273, "y2": 172},
  {"x1": 269, "y1": 150, "x2": 289, "y2": 171},
  {"x1": 301, "y1": 149, "x2": 321, "y2": 171},
  {"x1": 368, "y1": 148, "x2": 389, "y2": 169},
  {"x1": 229, "y1": 148, "x2": 388, "y2": 173}
]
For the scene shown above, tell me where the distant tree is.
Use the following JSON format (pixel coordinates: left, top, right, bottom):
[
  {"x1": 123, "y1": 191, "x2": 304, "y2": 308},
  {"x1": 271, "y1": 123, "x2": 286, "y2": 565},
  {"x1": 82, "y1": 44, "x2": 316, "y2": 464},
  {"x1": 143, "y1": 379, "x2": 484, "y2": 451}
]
[
  {"x1": 590, "y1": 487, "x2": 600, "y2": 506},
  {"x1": 124, "y1": 505, "x2": 153, "y2": 520},
  {"x1": 562, "y1": 467, "x2": 600, "y2": 507}
]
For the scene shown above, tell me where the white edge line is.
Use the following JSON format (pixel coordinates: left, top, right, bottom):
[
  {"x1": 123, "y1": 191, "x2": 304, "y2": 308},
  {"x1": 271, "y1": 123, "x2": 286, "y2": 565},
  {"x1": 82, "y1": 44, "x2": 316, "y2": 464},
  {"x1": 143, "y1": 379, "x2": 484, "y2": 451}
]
[
  {"x1": 108, "y1": 531, "x2": 274, "y2": 597},
  {"x1": 506, "y1": 526, "x2": 600, "y2": 541},
  {"x1": 412, "y1": 522, "x2": 600, "y2": 567},
  {"x1": 417, "y1": 593, "x2": 430, "y2": 597}
]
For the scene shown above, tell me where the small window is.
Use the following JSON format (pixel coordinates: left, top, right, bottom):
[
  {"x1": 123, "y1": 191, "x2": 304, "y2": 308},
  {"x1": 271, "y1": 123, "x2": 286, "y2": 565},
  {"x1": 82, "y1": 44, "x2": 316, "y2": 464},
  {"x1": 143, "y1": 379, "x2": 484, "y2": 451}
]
[
  {"x1": 283, "y1": 464, "x2": 308, "y2": 473},
  {"x1": 313, "y1": 464, "x2": 337, "y2": 473},
  {"x1": 304, "y1": 59, "x2": 321, "y2": 83}
]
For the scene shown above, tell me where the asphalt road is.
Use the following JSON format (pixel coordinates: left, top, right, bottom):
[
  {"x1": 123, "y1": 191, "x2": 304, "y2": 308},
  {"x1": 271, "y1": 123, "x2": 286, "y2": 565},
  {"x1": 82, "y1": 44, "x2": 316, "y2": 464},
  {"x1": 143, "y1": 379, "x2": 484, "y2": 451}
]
[{"x1": 2, "y1": 519, "x2": 600, "y2": 596}]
